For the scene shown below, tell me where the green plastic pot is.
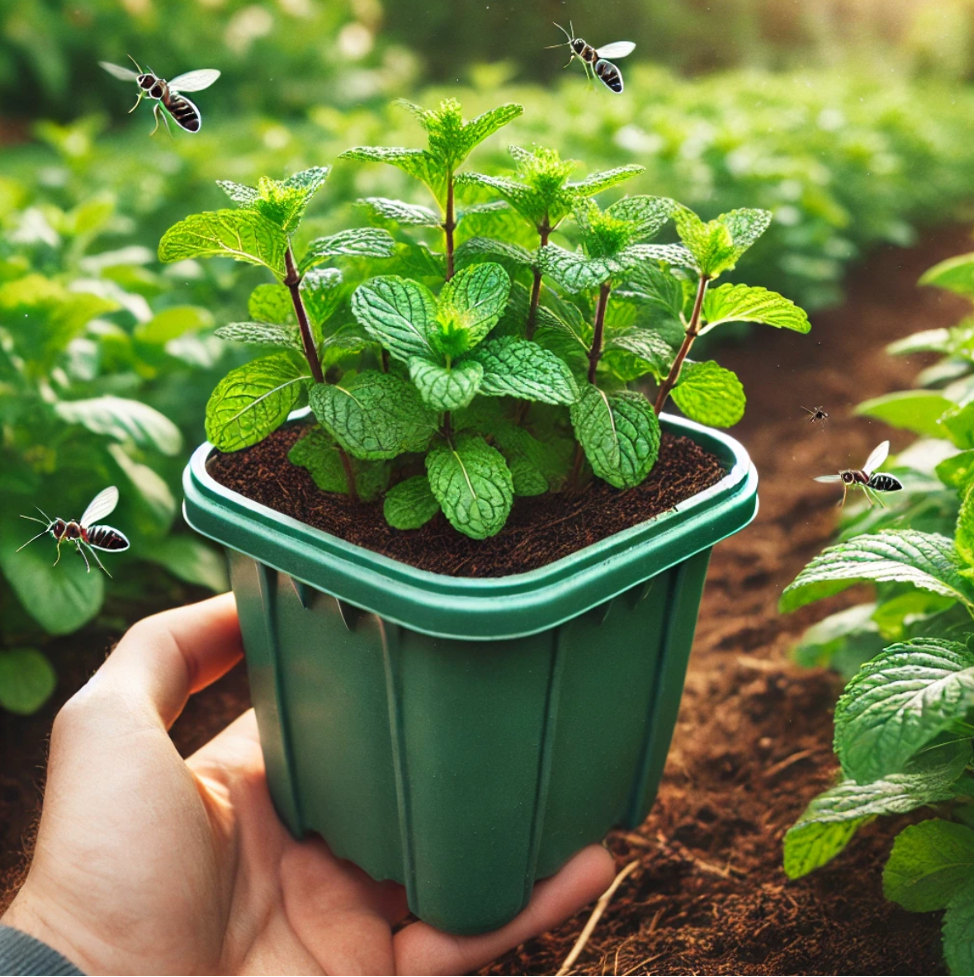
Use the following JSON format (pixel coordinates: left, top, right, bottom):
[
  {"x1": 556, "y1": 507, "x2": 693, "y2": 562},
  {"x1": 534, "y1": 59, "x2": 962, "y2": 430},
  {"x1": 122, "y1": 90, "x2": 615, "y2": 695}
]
[{"x1": 182, "y1": 412, "x2": 758, "y2": 935}]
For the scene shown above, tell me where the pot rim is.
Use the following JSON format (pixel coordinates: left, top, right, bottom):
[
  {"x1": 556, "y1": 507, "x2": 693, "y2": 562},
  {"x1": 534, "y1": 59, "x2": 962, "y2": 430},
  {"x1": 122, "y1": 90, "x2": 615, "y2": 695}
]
[{"x1": 183, "y1": 411, "x2": 758, "y2": 640}]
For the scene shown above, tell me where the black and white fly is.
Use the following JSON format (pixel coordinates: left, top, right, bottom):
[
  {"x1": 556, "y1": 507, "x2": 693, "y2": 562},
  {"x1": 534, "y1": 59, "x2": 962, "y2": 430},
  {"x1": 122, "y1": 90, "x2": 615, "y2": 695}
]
[
  {"x1": 814, "y1": 440, "x2": 903, "y2": 507},
  {"x1": 18, "y1": 486, "x2": 130, "y2": 576},
  {"x1": 100, "y1": 58, "x2": 220, "y2": 135},
  {"x1": 546, "y1": 22, "x2": 635, "y2": 94}
]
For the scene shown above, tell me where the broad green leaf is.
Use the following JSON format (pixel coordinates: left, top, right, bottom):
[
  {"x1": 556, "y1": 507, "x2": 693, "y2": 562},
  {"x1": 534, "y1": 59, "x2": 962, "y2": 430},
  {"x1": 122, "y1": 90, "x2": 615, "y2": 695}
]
[
  {"x1": 55, "y1": 396, "x2": 181, "y2": 455},
  {"x1": 834, "y1": 638, "x2": 974, "y2": 783},
  {"x1": 455, "y1": 102, "x2": 524, "y2": 163},
  {"x1": 357, "y1": 197, "x2": 440, "y2": 226},
  {"x1": 287, "y1": 426, "x2": 387, "y2": 500},
  {"x1": 605, "y1": 195, "x2": 676, "y2": 241},
  {"x1": 626, "y1": 243, "x2": 699, "y2": 269},
  {"x1": 701, "y1": 283, "x2": 810, "y2": 334},
  {"x1": 215, "y1": 321, "x2": 303, "y2": 350},
  {"x1": 920, "y1": 252, "x2": 974, "y2": 298},
  {"x1": 937, "y1": 450, "x2": 974, "y2": 490},
  {"x1": 158, "y1": 209, "x2": 288, "y2": 277},
  {"x1": 301, "y1": 267, "x2": 345, "y2": 327},
  {"x1": 888, "y1": 328, "x2": 952, "y2": 356},
  {"x1": 310, "y1": 371, "x2": 436, "y2": 460},
  {"x1": 603, "y1": 329, "x2": 674, "y2": 382},
  {"x1": 142, "y1": 536, "x2": 228, "y2": 592},
  {"x1": 0, "y1": 648, "x2": 56, "y2": 714},
  {"x1": 408, "y1": 357, "x2": 483, "y2": 411},
  {"x1": 340, "y1": 146, "x2": 442, "y2": 194},
  {"x1": 351, "y1": 275, "x2": 437, "y2": 362},
  {"x1": 383, "y1": 475, "x2": 441, "y2": 530},
  {"x1": 567, "y1": 164, "x2": 645, "y2": 197},
  {"x1": 205, "y1": 354, "x2": 309, "y2": 452},
  {"x1": 944, "y1": 886, "x2": 974, "y2": 976},
  {"x1": 884, "y1": 820, "x2": 974, "y2": 912},
  {"x1": 466, "y1": 336, "x2": 579, "y2": 404},
  {"x1": 571, "y1": 385, "x2": 661, "y2": 489},
  {"x1": 249, "y1": 283, "x2": 294, "y2": 325},
  {"x1": 940, "y1": 400, "x2": 974, "y2": 450},
  {"x1": 433, "y1": 262, "x2": 511, "y2": 356},
  {"x1": 426, "y1": 434, "x2": 514, "y2": 539},
  {"x1": 492, "y1": 422, "x2": 573, "y2": 495},
  {"x1": 0, "y1": 527, "x2": 104, "y2": 635},
  {"x1": 956, "y1": 479, "x2": 974, "y2": 571},
  {"x1": 107, "y1": 443, "x2": 176, "y2": 532},
  {"x1": 134, "y1": 305, "x2": 213, "y2": 345},
  {"x1": 454, "y1": 237, "x2": 534, "y2": 273},
  {"x1": 538, "y1": 243, "x2": 630, "y2": 292},
  {"x1": 674, "y1": 205, "x2": 772, "y2": 278},
  {"x1": 455, "y1": 172, "x2": 540, "y2": 222},
  {"x1": 856, "y1": 391, "x2": 954, "y2": 439},
  {"x1": 671, "y1": 360, "x2": 746, "y2": 428},
  {"x1": 779, "y1": 531, "x2": 974, "y2": 614},
  {"x1": 783, "y1": 740, "x2": 971, "y2": 879},
  {"x1": 792, "y1": 602, "x2": 886, "y2": 679},
  {"x1": 259, "y1": 167, "x2": 329, "y2": 231},
  {"x1": 300, "y1": 227, "x2": 396, "y2": 272},
  {"x1": 216, "y1": 180, "x2": 260, "y2": 205}
]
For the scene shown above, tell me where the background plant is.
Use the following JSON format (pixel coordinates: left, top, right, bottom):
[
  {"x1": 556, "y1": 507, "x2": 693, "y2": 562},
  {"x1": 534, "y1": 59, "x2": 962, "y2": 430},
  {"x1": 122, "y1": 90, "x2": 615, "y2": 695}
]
[{"x1": 779, "y1": 235, "x2": 974, "y2": 975}]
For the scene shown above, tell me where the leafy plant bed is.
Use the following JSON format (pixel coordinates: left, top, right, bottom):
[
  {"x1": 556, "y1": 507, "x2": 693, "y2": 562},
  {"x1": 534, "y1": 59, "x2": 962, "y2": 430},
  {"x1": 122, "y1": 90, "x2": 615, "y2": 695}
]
[{"x1": 206, "y1": 421, "x2": 726, "y2": 577}]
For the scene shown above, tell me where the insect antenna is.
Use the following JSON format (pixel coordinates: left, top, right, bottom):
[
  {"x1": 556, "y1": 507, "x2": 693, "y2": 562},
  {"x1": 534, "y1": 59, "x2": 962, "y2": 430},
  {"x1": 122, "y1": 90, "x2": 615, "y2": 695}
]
[
  {"x1": 20, "y1": 513, "x2": 47, "y2": 526},
  {"x1": 127, "y1": 54, "x2": 143, "y2": 73},
  {"x1": 16, "y1": 528, "x2": 51, "y2": 552},
  {"x1": 34, "y1": 505, "x2": 53, "y2": 523},
  {"x1": 545, "y1": 21, "x2": 573, "y2": 45}
]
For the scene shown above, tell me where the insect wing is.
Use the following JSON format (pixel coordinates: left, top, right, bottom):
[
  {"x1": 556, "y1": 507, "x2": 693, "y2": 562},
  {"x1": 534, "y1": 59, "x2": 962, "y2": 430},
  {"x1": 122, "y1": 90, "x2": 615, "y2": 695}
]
[
  {"x1": 100, "y1": 61, "x2": 141, "y2": 82},
  {"x1": 594, "y1": 59, "x2": 624, "y2": 93},
  {"x1": 86, "y1": 525, "x2": 130, "y2": 552},
  {"x1": 81, "y1": 486, "x2": 119, "y2": 528},
  {"x1": 813, "y1": 474, "x2": 842, "y2": 483},
  {"x1": 166, "y1": 94, "x2": 203, "y2": 132},
  {"x1": 168, "y1": 68, "x2": 220, "y2": 92},
  {"x1": 595, "y1": 41, "x2": 635, "y2": 59},
  {"x1": 863, "y1": 440, "x2": 890, "y2": 477}
]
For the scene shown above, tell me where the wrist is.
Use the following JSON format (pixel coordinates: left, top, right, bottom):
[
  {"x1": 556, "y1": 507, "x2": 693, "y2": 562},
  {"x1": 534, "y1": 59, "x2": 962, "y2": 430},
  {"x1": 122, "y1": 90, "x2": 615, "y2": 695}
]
[{"x1": 2, "y1": 890, "x2": 90, "y2": 975}]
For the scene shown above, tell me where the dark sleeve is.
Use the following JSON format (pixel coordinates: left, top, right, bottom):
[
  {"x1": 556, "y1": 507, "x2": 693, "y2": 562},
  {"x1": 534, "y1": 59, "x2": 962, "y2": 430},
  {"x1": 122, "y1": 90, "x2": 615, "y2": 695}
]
[{"x1": 0, "y1": 924, "x2": 84, "y2": 976}]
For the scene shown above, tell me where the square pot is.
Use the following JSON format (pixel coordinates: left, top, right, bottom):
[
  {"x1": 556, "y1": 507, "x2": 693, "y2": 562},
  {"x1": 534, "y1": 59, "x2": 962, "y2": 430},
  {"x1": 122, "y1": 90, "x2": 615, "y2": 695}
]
[{"x1": 182, "y1": 413, "x2": 758, "y2": 935}]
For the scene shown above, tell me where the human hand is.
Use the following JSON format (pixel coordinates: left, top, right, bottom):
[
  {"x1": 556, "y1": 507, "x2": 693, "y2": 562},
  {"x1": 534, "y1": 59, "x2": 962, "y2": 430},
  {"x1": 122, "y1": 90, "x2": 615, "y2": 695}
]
[{"x1": 2, "y1": 594, "x2": 615, "y2": 975}]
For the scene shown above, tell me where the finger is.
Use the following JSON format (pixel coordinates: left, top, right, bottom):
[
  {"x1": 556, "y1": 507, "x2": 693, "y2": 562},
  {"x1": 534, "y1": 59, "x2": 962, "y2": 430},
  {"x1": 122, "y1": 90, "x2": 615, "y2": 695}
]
[
  {"x1": 394, "y1": 844, "x2": 616, "y2": 976},
  {"x1": 77, "y1": 592, "x2": 242, "y2": 730}
]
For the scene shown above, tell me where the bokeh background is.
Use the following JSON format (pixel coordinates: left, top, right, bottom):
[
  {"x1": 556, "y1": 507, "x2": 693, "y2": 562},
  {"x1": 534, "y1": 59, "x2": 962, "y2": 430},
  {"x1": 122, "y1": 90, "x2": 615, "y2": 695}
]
[{"x1": 3, "y1": 0, "x2": 974, "y2": 713}]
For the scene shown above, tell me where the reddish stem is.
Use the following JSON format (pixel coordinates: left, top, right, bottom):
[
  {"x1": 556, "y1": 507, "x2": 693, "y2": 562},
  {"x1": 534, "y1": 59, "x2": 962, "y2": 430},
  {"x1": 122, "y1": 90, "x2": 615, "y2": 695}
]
[{"x1": 653, "y1": 274, "x2": 709, "y2": 415}]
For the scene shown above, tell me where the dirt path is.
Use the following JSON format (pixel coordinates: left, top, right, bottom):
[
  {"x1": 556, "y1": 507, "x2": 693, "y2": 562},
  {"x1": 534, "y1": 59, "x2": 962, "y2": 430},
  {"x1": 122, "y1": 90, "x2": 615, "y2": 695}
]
[{"x1": 2, "y1": 229, "x2": 970, "y2": 974}]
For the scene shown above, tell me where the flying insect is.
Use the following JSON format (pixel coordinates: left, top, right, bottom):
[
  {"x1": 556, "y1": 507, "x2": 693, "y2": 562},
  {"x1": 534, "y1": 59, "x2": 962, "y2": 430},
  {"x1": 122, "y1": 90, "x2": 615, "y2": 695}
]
[
  {"x1": 546, "y1": 23, "x2": 635, "y2": 94},
  {"x1": 814, "y1": 440, "x2": 903, "y2": 507}
]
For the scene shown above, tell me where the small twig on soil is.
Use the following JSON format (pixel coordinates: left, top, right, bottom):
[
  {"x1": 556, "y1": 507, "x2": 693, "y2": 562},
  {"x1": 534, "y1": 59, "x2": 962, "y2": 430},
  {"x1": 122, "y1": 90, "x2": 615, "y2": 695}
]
[
  {"x1": 556, "y1": 861, "x2": 639, "y2": 977},
  {"x1": 621, "y1": 952, "x2": 664, "y2": 976},
  {"x1": 761, "y1": 747, "x2": 819, "y2": 780}
]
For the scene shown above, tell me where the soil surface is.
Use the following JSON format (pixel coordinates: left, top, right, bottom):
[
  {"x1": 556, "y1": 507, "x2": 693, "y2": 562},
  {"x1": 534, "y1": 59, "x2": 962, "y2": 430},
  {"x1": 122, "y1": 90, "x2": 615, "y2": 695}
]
[
  {"x1": 2, "y1": 228, "x2": 969, "y2": 975},
  {"x1": 207, "y1": 429, "x2": 725, "y2": 576}
]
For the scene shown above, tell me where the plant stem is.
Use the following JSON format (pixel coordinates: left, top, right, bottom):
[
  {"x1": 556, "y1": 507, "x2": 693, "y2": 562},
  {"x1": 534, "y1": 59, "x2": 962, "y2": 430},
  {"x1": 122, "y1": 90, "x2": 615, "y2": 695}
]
[
  {"x1": 525, "y1": 224, "x2": 551, "y2": 341},
  {"x1": 444, "y1": 171, "x2": 456, "y2": 281},
  {"x1": 587, "y1": 281, "x2": 612, "y2": 385},
  {"x1": 442, "y1": 410, "x2": 453, "y2": 440},
  {"x1": 284, "y1": 248, "x2": 324, "y2": 386},
  {"x1": 284, "y1": 248, "x2": 357, "y2": 502},
  {"x1": 653, "y1": 274, "x2": 709, "y2": 415},
  {"x1": 381, "y1": 348, "x2": 390, "y2": 373}
]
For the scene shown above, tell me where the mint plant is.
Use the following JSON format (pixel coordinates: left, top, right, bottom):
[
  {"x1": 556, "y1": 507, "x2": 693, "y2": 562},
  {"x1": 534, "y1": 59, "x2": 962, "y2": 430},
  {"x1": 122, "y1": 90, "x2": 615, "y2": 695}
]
[
  {"x1": 160, "y1": 98, "x2": 810, "y2": 541},
  {"x1": 778, "y1": 239, "x2": 974, "y2": 975}
]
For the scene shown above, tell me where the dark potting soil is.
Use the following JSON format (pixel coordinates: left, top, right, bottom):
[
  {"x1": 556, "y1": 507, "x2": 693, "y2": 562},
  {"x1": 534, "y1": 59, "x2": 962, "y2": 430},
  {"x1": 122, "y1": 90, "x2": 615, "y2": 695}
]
[{"x1": 205, "y1": 427, "x2": 726, "y2": 577}]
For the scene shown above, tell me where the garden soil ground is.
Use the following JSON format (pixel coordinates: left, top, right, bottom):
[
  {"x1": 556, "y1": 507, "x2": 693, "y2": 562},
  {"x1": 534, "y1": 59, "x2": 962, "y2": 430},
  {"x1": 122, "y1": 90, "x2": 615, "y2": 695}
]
[{"x1": 2, "y1": 228, "x2": 970, "y2": 975}]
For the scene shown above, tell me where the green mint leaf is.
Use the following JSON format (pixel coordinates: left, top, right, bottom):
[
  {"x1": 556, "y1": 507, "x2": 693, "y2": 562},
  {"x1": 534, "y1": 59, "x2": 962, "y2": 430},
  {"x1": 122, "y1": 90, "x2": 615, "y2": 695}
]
[
  {"x1": 674, "y1": 205, "x2": 772, "y2": 278},
  {"x1": 466, "y1": 336, "x2": 579, "y2": 405},
  {"x1": 205, "y1": 353, "x2": 309, "y2": 452},
  {"x1": 920, "y1": 252, "x2": 974, "y2": 298},
  {"x1": 383, "y1": 475, "x2": 441, "y2": 530},
  {"x1": 943, "y1": 886, "x2": 974, "y2": 976},
  {"x1": 54, "y1": 395, "x2": 181, "y2": 455},
  {"x1": 701, "y1": 283, "x2": 810, "y2": 335},
  {"x1": 432, "y1": 262, "x2": 511, "y2": 356},
  {"x1": 455, "y1": 172, "x2": 539, "y2": 222},
  {"x1": 215, "y1": 321, "x2": 303, "y2": 350},
  {"x1": 351, "y1": 275, "x2": 437, "y2": 362},
  {"x1": 455, "y1": 102, "x2": 523, "y2": 164},
  {"x1": 249, "y1": 283, "x2": 294, "y2": 325},
  {"x1": 133, "y1": 305, "x2": 213, "y2": 345},
  {"x1": 454, "y1": 237, "x2": 535, "y2": 274},
  {"x1": 310, "y1": 371, "x2": 436, "y2": 460},
  {"x1": 571, "y1": 385, "x2": 661, "y2": 489},
  {"x1": 834, "y1": 638, "x2": 974, "y2": 783},
  {"x1": 603, "y1": 329, "x2": 674, "y2": 382},
  {"x1": 938, "y1": 450, "x2": 974, "y2": 490},
  {"x1": 287, "y1": 425, "x2": 388, "y2": 500},
  {"x1": 855, "y1": 391, "x2": 954, "y2": 439},
  {"x1": 888, "y1": 328, "x2": 954, "y2": 356},
  {"x1": 0, "y1": 528, "x2": 103, "y2": 635},
  {"x1": 538, "y1": 243, "x2": 627, "y2": 292},
  {"x1": 792, "y1": 602, "x2": 885, "y2": 678},
  {"x1": 492, "y1": 422, "x2": 574, "y2": 496},
  {"x1": 387, "y1": 241, "x2": 447, "y2": 280},
  {"x1": 567, "y1": 164, "x2": 645, "y2": 197},
  {"x1": 956, "y1": 480, "x2": 974, "y2": 572},
  {"x1": 0, "y1": 648, "x2": 56, "y2": 715},
  {"x1": 158, "y1": 209, "x2": 288, "y2": 277},
  {"x1": 884, "y1": 820, "x2": 974, "y2": 913},
  {"x1": 426, "y1": 433, "x2": 514, "y2": 539},
  {"x1": 783, "y1": 740, "x2": 972, "y2": 879},
  {"x1": 301, "y1": 267, "x2": 345, "y2": 327},
  {"x1": 339, "y1": 146, "x2": 442, "y2": 196},
  {"x1": 670, "y1": 360, "x2": 746, "y2": 428},
  {"x1": 408, "y1": 356, "x2": 483, "y2": 411},
  {"x1": 780, "y1": 531, "x2": 974, "y2": 614},
  {"x1": 216, "y1": 180, "x2": 260, "y2": 205},
  {"x1": 940, "y1": 400, "x2": 974, "y2": 450},
  {"x1": 300, "y1": 227, "x2": 396, "y2": 273},
  {"x1": 626, "y1": 243, "x2": 699, "y2": 270},
  {"x1": 357, "y1": 197, "x2": 441, "y2": 227},
  {"x1": 606, "y1": 195, "x2": 676, "y2": 241}
]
